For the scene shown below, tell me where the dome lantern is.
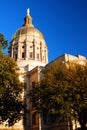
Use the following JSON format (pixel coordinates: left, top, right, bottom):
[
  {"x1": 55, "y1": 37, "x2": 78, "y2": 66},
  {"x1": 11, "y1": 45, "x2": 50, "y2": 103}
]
[{"x1": 23, "y1": 8, "x2": 34, "y2": 27}]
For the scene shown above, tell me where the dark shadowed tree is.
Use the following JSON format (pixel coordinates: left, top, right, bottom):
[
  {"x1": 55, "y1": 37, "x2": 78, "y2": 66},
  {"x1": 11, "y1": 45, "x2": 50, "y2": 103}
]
[
  {"x1": 0, "y1": 33, "x2": 8, "y2": 52},
  {"x1": 0, "y1": 33, "x2": 23, "y2": 126},
  {"x1": 30, "y1": 61, "x2": 87, "y2": 130}
]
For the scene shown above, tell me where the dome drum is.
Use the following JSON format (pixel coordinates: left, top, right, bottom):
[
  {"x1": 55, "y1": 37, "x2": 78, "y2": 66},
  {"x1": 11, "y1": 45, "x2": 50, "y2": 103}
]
[{"x1": 12, "y1": 26, "x2": 44, "y2": 40}]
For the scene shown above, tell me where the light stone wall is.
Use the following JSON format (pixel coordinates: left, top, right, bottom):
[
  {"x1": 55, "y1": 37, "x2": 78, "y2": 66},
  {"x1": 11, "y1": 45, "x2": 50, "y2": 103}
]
[
  {"x1": 49, "y1": 54, "x2": 86, "y2": 65},
  {"x1": 26, "y1": 66, "x2": 41, "y2": 130},
  {"x1": 0, "y1": 120, "x2": 23, "y2": 130}
]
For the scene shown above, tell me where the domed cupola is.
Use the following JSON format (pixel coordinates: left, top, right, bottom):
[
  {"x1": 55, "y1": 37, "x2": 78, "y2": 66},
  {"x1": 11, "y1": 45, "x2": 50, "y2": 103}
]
[{"x1": 9, "y1": 9, "x2": 48, "y2": 71}]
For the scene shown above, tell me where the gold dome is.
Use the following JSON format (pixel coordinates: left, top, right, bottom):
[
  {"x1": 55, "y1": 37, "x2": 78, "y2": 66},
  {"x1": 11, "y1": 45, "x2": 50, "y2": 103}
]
[
  {"x1": 12, "y1": 26, "x2": 44, "y2": 40},
  {"x1": 12, "y1": 13, "x2": 44, "y2": 40}
]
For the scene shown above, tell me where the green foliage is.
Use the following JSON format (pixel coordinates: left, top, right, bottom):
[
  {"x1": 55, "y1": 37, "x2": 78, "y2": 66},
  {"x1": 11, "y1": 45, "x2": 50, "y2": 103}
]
[
  {"x1": 0, "y1": 33, "x2": 8, "y2": 52},
  {"x1": 0, "y1": 52, "x2": 23, "y2": 126},
  {"x1": 30, "y1": 61, "x2": 87, "y2": 129}
]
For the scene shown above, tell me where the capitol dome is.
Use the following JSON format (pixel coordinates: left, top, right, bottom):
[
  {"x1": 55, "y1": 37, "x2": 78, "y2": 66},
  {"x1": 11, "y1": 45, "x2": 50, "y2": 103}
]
[
  {"x1": 9, "y1": 9, "x2": 48, "y2": 72},
  {"x1": 12, "y1": 26, "x2": 44, "y2": 40},
  {"x1": 12, "y1": 12, "x2": 44, "y2": 40}
]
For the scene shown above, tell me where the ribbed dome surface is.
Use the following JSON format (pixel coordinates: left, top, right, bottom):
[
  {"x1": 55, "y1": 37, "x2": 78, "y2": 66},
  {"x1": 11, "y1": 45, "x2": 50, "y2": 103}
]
[
  {"x1": 12, "y1": 13, "x2": 44, "y2": 40},
  {"x1": 12, "y1": 26, "x2": 44, "y2": 40}
]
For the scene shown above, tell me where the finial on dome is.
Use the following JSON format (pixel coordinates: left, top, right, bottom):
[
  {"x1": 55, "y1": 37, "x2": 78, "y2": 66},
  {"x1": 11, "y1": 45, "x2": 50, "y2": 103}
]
[
  {"x1": 23, "y1": 8, "x2": 34, "y2": 27},
  {"x1": 27, "y1": 8, "x2": 30, "y2": 16}
]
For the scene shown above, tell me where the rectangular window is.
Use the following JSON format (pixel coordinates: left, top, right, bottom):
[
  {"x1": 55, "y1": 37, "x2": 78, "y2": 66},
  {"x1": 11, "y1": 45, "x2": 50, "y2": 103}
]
[
  {"x1": 32, "y1": 81, "x2": 36, "y2": 108},
  {"x1": 37, "y1": 53, "x2": 39, "y2": 60},
  {"x1": 37, "y1": 47, "x2": 39, "y2": 50},
  {"x1": 15, "y1": 54, "x2": 18, "y2": 61},
  {"x1": 15, "y1": 47, "x2": 18, "y2": 50},
  {"x1": 30, "y1": 52, "x2": 33, "y2": 59},
  {"x1": 32, "y1": 112, "x2": 38, "y2": 125},
  {"x1": 22, "y1": 52, "x2": 25, "y2": 58},
  {"x1": 32, "y1": 81, "x2": 35, "y2": 88},
  {"x1": 22, "y1": 45, "x2": 25, "y2": 48},
  {"x1": 30, "y1": 46, "x2": 32, "y2": 48}
]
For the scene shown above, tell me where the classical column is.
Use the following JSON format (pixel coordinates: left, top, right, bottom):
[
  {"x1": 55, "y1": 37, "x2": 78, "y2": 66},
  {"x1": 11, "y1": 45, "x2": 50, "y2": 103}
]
[
  {"x1": 11, "y1": 45, "x2": 14, "y2": 58},
  {"x1": 46, "y1": 48, "x2": 48, "y2": 63},
  {"x1": 40, "y1": 42, "x2": 42, "y2": 61},
  {"x1": 33, "y1": 39, "x2": 35, "y2": 60},
  {"x1": 44, "y1": 47, "x2": 48, "y2": 63},
  {"x1": 25, "y1": 41, "x2": 29, "y2": 60},
  {"x1": 17, "y1": 42, "x2": 21, "y2": 60}
]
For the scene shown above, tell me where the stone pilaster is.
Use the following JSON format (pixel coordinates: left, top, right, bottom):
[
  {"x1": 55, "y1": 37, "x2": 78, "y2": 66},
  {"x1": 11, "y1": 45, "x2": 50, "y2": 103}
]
[
  {"x1": 44, "y1": 47, "x2": 48, "y2": 63},
  {"x1": 40, "y1": 42, "x2": 42, "y2": 61},
  {"x1": 17, "y1": 42, "x2": 21, "y2": 60},
  {"x1": 25, "y1": 41, "x2": 29, "y2": 60},
  {"x1": 11, "y1": 45, "x2": 14, "y2": 58},
  {"x1": 33, "y1": 39, "x2": 35, "y2": 60},
  {"x1": 46, "y1": 48, "x2": 48, "y2": 63}
]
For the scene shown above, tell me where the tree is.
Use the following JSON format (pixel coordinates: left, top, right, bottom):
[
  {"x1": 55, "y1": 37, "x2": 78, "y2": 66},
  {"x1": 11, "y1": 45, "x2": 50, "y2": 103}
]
[
  {"x1": 0, "y1": 52, "x2": 23, "y2": 126},
  {"x1": 0, "y1": 33, "x2": 8, "y2": 52},
  {"x1": 30, "y1": 61, "x2": 87, "y2": 130}
]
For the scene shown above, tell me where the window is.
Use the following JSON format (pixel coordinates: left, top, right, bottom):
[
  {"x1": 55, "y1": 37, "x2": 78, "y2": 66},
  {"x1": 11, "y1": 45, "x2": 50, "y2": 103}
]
[
  {"x1": 30, "y1": 52, "x2": 33, "y2": 59},
  {"x1": 30, "y1": 46, "x2": 32, "y2": 48},
  {"x1": 15, "y1": 54, "x2": 18, "y2": 61},
  {"x1": 22, "y1": 52, "x2": 25, "y2": 58},
  {"x1": 37, "y1": 53, "x2": 39, "y2": 60},
  {"x1": 32, "y1": 81, "x2": 35, "y2": 88},
  {"x1": 32, "y1": 112, "x2": 38, "y2": 125},
  {"x1": 22, "y1": 45, "x2": 24, "y2": 48},
  {"x1": 15, "y1": 47, "x2": 18, "y2": 50},
  {"x1": 37, "y1": 47, "x2": 39, "y2": 50}
]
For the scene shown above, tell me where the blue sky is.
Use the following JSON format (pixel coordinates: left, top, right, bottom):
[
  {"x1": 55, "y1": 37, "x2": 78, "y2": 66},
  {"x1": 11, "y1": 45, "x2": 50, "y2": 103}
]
[{"x1": 0, "y1": 0, "x2": 87, "y2": 62}]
